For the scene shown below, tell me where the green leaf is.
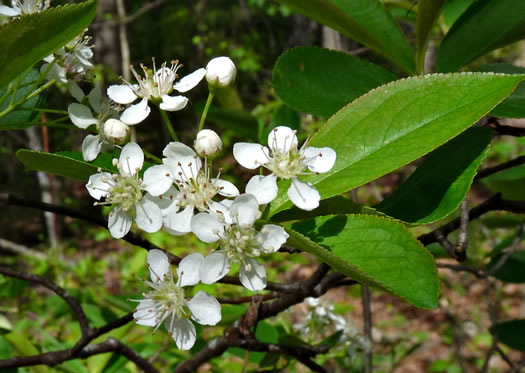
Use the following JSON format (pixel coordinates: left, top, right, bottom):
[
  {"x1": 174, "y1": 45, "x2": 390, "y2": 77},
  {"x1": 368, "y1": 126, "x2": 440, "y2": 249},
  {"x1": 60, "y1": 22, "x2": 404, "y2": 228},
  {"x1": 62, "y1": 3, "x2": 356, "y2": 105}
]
[
  {"x1": 491, "y1": 319, "x2": 525, "y2": 352},
  {"x1": 272, "y1": 46, "x2": 397, "y2": 118},
  {"x1": 16, "y1": 150, "x2": 118, "y2": 182},
  {"x1": 376, "y1": 127, "x2": 492, "y2": 224},
  {"x1": 416, "y1": 0, "x2": 446, "y2": 74},
  {"x1": 487, "y1": 251, "x2": 525, "y2": 283},
  {"x1": 201, "y1": 105, "x2": 259, "y2": 141},
  {"x1": 479, "y1": 64, "x2": 525, "y2": 118},
  {"x1": 437, "y1": 0, "x2": 525, "y2": 73},
  {"x1": 289, "y1": 214, "x2": 439, "y2": 308},
  {"x1": 442, "y1": 0, "x2": 476, "y2": 27},
  {"x1": 276, "y1": 0, "x2": 415, "y2": 74},
  {"x1": 268, "y1": 73, "x2": 525, "y2": 217},
  {"x1": 482, "y1": 164, "x2": 525, "y2": 201},
  {"x1": 5, "y1": 332, "x2": 48, "y2": 373},
  {"x1": 0, "y1": 0, "x2": 97, "y2": 91}
]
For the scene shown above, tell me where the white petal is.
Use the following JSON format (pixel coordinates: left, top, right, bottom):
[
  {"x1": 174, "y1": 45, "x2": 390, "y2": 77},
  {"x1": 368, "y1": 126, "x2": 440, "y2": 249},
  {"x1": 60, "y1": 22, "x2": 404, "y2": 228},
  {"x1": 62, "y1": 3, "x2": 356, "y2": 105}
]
[
  {"x1": 142, "y1": 165, "x2": 173, "y2": 196},
  {"x1": 177, "y1": 253, "x2": 204, "y2": 287},
  {"x1": 86, "y1": 172, "x2": 114, "y2": 200},
  {"x1": 0, "y1": 5, "x2": 20, "y2": 16},
  {"x1": 81, "y1": 134, "x2": 103, "y2": 161},
  {"x1": 89, "y1": 82, "x2": 102, "y2": 113},
  {"x1": 164, "y1": 205, "x2": 193, "y2": 235},
  {"x1": 191, "y1": 213, "x2": 224, "y2": 243},
  {"x1": 187, "y1": 291, "x2": 222, "y2": 326},
  {"x1": 120, "y1": 98, "x2": 151, "y2": 125},
  {"x1": 159, "y1": 94, "x2": 188, "y2": 111},
  {"x1": 68, "y1": 103, "x2": 97, "y2": 129},
  {"x1": 245, "y1": 174, "x2": 278, "y2": 204},
  {"x1": 303, "y1": 147, "x2": 336, "y2": 174},
  {"x1": 107, "y1": 85, "x2": 137, "y2": 104},
  {"x1": 199, "y1": 252, "x2": 230, "y2": 284},
  {"x1": 173, "y1": 68, "x2": 206, "y2": 93},
  {"x1": 230, "y1": 194, "x2": 260, "y2": 227},
  {"x1": 162, "y1": 142, "x2": 201, "y2": 180},
  {"x1": 212, "y1": 178, "x2": 239, "y2": 197},
  {"x1": 287, "y1": 178, "x2": 320, "y2": 211},
  {"x1": 147, "y1": 186, "x2": 180, "y2": 216},
  {"x1": 240, "y1": 258, "x2": 267, "y2": 291},
  {"x1": 108, "y1": 208, "x2": 132, "y2": 238},
  {"x1": 233, "y1": 142, "x2": 270, "y2": 169},
  {"x1": 68, "y1": 80, "x2": 85, "y2": 102},
  {"x1": 267, "y1": 126, "x2": 298, "y2": 154},
  {"x1": 168, "y1": 318, "x2": 196, "y2": 350},
  {"x1": 258, "y1": 224, "x2": 289, "y2": 253},
  {"x1": 147, "y1": 249, "x2": 170, "y2": 284},
  {"x1": 135, "y1": 198, "x2": 163, "y2": 233},
  {"x1": 133, "y1": 299, "x2": 158, "y2": 326},
  {"x1": 207, "y1": 200, "x2": 233, "y2": 224},
  {"x1": 119, "y1": 142, "x2": 144, "y2": 176}
]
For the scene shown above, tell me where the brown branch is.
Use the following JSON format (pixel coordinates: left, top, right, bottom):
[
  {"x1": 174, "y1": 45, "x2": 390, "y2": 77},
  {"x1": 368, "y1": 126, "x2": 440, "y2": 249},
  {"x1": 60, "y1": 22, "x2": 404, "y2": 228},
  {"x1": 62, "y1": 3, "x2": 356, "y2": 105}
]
[
  {"x1": 487, "y1": 117, "x2": 525, "y2": 137},
  {"x1": 475, "y1": 155, "x2": 525, "y2": 180}
]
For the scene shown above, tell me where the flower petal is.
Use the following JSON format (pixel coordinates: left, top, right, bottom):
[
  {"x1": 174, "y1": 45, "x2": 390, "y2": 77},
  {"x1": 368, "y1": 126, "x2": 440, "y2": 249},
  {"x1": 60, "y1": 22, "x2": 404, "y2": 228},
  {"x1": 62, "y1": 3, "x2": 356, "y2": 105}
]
[
  {"x1": 107, "y1": 84, "x2": 137, "y2": 104},
  {"x1": 164, "y1": 205, "x2": 194, "y2": 235},
  {"x1": 233, "y1": 142, "x2": 270, "y2": 169},
  {"x1": 147, "y1": 186, "x2": 180, "y2": 216},
  {"x1": 191, "y1": 213, "x2": 224, "y2": 243},
  {"x1": 303, "y1": 147, "x2": 336, "y2": 174},
  {"x1": 0, "y1": 5, "x2": 21, "y2": 16},
  {"x1": 120, "y1": 98, "x2": 151, "y2": 125},
  {"x1": 199, "y1": 252, "x2": 230, "y2": 284},
  {"x1": 168, "y1": 318, "x2": 196, "y2": 350},
  {"x1": 177, "y1": 253, "x2": 204, "y2": 287},
  {"x1": 258, "y1": 224, "x2": 289, "y2": 253},
  {"x1": 230, "y1": 194, "x2": 259, "y2": 227},
  {"x1": 173, "y1": 68, "x2": 206, "y2": 93},
  {"x1": 207, "y1": 200, "x2": 233, "y2": 224},
  {"x1": 287, "y1": 178, "x2": 320, "y2": 211},
  {"x1": 135, "y1": 198, "x2": 163, "y2": 233},
  {"x1": 159, "y1": 94, "x2": 188, "y2": 111},
  {"x1": 81, "y1": 134, "x2": 103, "y2": 161},
  {"x1": 142, "y1": 165, "x2": 173, "y2": 196},
  {"x1": 147, "y1": 249, "x2": 170, "y2": 284},
  {"x1": 245, "y1": 174, "x2": 278, "y2": 204},
  {"x1": 86, "y1": 172, "x2": 114, "y2": 200},
  {"x1": 187, "y1": 291, "x2": 222, "y2": 326},
  {"x1": 108, "y1": 208, "x2": 132, "y2": 238},
  {"x1": 119, "y1": 142, "x2": 144, "y2": 176},
  {"x1": 240, "y1": 258, "x2": 267, "y2": 291},
  {"x1": 68, "y1": 80, "x2": 85, "y2": 102},
  {"x1": 133, "y1": 299, "x2": 158, "y2": 326},
  {"x1": 162, "y1": 142, "x2": 201, "y2": 181},
  {"x1": 267, "y1": 126, "x2": 298, "y2": 154},
  {"x1": 212, "y1": 178, "x2": 239, "y2": 197},
  {"x1": 68, "y1": 103, "x2": 97, "y2": 129}
]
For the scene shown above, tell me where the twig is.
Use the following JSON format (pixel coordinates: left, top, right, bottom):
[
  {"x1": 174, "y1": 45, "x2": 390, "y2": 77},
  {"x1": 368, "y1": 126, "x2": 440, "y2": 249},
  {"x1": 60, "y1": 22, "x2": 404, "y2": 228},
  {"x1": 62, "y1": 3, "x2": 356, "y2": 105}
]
[
  {"x1": 0, "y1": 238, "x2": 47, "y2": 260},
  {"x1": 217, "y1": 293, "x2": 277, "y2": 304},
  {"x1": 487, "y1": 117, "x2": 525, "y2": 137},
  {"x1": 475, "y1": 155, "x2": 525, "y2": 180},
  {"x1": 436, "y1": 263, "x2": 485, "y2": 278},
  {"x1": 486, "y1": 225, "x2": 523, "y2": 276},
  {"x1": 91, "y1": 0, "x2": 168, "y2": 28},
  {"x1": 362, "y1": 285, "x2": 373, "y2": 373}
]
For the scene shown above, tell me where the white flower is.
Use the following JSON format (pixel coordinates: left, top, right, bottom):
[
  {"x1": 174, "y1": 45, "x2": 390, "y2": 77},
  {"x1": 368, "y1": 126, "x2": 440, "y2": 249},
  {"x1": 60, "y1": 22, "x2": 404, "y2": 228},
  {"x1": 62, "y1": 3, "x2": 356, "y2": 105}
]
[
  {"x1": 130, "y1": 250, "x2": 221, "y2": 350},
  {"x1": 85, "y1": 142, "x2": 172, "y2": 238},
  {"x1": 205, "y1": 57, "x2": 236, "y2": 88},
  {"x1": 103, "y1": 118, "x2": 130, "y2": 145},
  {"x1": 233, "y1": 126, "x2": 336, "y2": 211},
  {"x1": 194, "y1": 129, "x2": 222, "y2": 158},
  {"x1": 191, "y1": 194, "x2": 288, "y2": 291},
  {"x1": 0, "y1": 0, "x2": 50, "y2": 17},
  {"x1": 107, "y1": 58, "x2": 206, "y2": 125},
  {"x1": 160, "y1": 141, "x2": 239, "y2": 235}
]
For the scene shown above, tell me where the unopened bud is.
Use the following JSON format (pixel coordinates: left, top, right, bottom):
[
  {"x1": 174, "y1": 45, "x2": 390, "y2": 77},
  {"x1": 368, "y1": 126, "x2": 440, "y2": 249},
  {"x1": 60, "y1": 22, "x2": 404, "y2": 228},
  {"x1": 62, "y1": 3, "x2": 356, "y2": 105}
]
[
  {"x1": 103, "y1": 119, "x2": 130, "y2": 145},
  {"x1": 205, "y1": 57, "x2": 236, "y2": 88},
  {"x1": 194, "y1": 129, "x2": 222, "y2": 158}
]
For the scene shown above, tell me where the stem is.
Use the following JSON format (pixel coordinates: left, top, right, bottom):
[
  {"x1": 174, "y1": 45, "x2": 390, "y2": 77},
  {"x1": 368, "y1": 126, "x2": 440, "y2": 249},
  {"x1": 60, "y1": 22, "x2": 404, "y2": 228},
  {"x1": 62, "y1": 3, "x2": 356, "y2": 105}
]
[
  {"x1": 9, "y1": 75, "x2": 22, "y2": 106},
  {"x1": 0, "y1": 79, "x2": 56, "y2": 119},
  {"x1": 0, "y1": 84, "x2": 13, "y2": 106},
  {"x1": 159, "y1": 109, "x2": 178, "y2": 141},
  {"x1": 31, "y1": 108, "x2": 69, "y2": 115},
  {"x1": 198, "y1": 90, "x2": 215, "y2": 132},
  {"x1": 142, "y1": 148, "x2": 162, "y2": 164}
]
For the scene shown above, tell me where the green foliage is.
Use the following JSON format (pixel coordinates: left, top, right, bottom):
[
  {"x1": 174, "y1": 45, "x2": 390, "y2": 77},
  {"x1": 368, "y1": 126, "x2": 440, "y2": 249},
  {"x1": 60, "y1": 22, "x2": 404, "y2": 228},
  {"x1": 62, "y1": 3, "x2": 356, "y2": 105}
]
[
  {"x1": 491, "y1": 319, "x2": 525, "y2": 352},
  {"x1": 479, "y1": 64, "x2": 525, "y2": 118},
  {"x1": 0, "y1": 0, "x2": 97, "y2": 91},
  {"x1": 482, "y1": 164, "x2": 525, "y2": 201},
  {"x1": 376, "y1": 127, "x2": 492, "y2": 224},
  {"x1": 416, "y1": 0, "x2": 446, "y2": 74},
  {"x1": 437, "y1": 0, "x2": 525, "y2": 72},
  {"x1": 487, "y1": 252, "x2": 525, "y2": 283},
  {"x1": 272, "y1": 46, "x2": 397, "y2": 117},
  {"x1": 442, "y1": 0, "x2": 476, "y2": 27},
  {"x1": 289, "y1": 214, "x2": 439, "y2": 308}
]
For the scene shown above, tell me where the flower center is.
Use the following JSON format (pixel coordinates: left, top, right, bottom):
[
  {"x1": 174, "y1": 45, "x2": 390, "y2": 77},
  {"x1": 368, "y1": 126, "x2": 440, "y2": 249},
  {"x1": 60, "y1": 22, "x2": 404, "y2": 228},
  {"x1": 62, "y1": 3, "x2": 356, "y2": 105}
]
[
  {"x1": 175, "y1": 166, "x2": 218, "y2": 211},
  {"x1": 266, "y1": 146, "x2": 306, "y2": 179},
  {"x1": 127, "y1": 58, "x2": 181, "y2": 100},
  {"x1": 151, "y1": 280, "x2": 187, "y2": 320},
  {"x1": 104, "y1": 174, "x2": 143, "y2": 211},
  {"x1": 220, "y1": 225, "x2": 263, "y2": 265}
]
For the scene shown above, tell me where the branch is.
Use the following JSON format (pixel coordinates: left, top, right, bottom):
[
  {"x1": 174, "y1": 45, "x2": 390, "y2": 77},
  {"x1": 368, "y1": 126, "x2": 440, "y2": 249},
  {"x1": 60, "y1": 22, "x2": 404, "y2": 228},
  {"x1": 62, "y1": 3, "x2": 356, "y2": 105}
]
[
  {"x1": 91, "y1": 0, "x2": 168, "y2": 28},
  {"x1": 475, "y1": 155, "x2": 525, "y2": 180},
  {"x1": 487, "y1": 117, "x2": 525, "y2": 137}
]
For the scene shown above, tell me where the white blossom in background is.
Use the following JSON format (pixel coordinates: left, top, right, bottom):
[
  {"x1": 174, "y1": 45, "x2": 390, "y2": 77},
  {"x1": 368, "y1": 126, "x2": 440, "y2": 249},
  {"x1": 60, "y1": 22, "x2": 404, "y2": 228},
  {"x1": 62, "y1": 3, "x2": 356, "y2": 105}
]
[
  {"x1": 205, "y1": 56, "x2": 236, "y2": 88},
  {"x1": 0, "y1": 0, "x2": 50, "y2": 17},
  {"x1": 159, "y1": 141, "x2": 239, "y2": 235},
  {"x1": 85, "y1": 142, "x2": 172, "y2": 238},
  {"x1": 130, "y1": 250, "x2": 221, "y2": 350},
  {"x1": 191, "y1": 194, "x2": 289, "y2": 291},
  {"x1": 107, "y1": 58, "x2": 206, "y2": 125},
  {"x1": 233, "y1": 126, "x2": 336, "y2": 211},
  {"x1": 194, "y1": 129, "x2": 222, "y2": 158}
]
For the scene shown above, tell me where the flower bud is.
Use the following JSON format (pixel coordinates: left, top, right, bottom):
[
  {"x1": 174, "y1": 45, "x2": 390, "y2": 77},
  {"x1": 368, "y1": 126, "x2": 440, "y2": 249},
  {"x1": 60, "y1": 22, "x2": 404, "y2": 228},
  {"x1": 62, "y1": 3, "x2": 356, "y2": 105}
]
[
  {"x1": 103, "y1": 119, "x2": 130, "y2": 145},
  {"x1": 194, "y1": 129, "x2": 222, "y2": 158},
  {"x1": 205, "y1": 57, "x2": 236, "y2": 88}
]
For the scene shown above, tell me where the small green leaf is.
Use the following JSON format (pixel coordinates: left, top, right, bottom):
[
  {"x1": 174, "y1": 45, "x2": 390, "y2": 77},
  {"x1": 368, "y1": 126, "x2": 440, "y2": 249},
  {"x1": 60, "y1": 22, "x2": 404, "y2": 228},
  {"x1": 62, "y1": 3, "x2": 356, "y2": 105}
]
[
  {"x1": 487, "y1": 251, "x2": 525, "y2": 283},
  {"x1": 479, "y1": 64, "x2": 525, "y2": 118},
  {"x1": 491, "y1": 319, "x2": 525, "y2": 352},
  {"x1": 268, "y1": 73, "x2": 525, "y2": 216},
  {"x1": 273, "y1": 46, "x2": 397, "y2": 118},
  {"x1": 482, "y1": 164, "x2": 525, "y2": 201},
  {"x1": 276, "y1": 0, "x2": 415, "y2": 74},
  {"x1": 0, "y1": 0, "x2": 97, "y2": 91},
  {"x1": 437, "y1": 0, "x2": 525, "y2": 73},
  {"x1": 376, "y1": 127, "x2": 492, "y2": 224},
  {"x1": 290, "y1": 214, "x2": 439, "y2": 309},
  {"x1": 416, "y1": 0, "x2": 446, "y2": 74}
]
